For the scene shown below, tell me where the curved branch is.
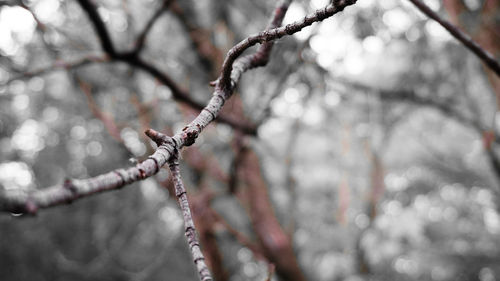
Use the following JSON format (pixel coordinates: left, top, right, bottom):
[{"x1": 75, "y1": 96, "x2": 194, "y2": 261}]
[
  {"x1": 407, "y1": 0, "x2": 500, "y2": 77},
  {"x1": 219, "y1": 0, "x2": 356, "y2": 88},
  {"x1": 0, "y1": 0, "x2": 358, "y2": 214},
  {"x1": 76, "y1": 0, "x2": 116, "y2": 56}
]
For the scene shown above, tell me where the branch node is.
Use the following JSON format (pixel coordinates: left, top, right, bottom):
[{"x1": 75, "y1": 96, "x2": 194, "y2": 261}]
[
  {"x1": 181, "y1": 126, "x2": 199, "y2": 147},
  {"x1": 137, "y1": 167, "x2": 147, "y2": 179},
  {"x1": 114, "y1": 169, "x2": 130, "y2": 186},
  {"x1": 63, "y1": 179, "x2": 78, "y2": 202}
]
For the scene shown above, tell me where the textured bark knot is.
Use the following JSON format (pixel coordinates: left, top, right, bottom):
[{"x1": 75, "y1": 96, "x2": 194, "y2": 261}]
[
  {"x1": 182, "y1": 126, "x2": 199, "y2": 147},
  {"x1": 317, "y1": 7, "x2": 329, "y2": 19},
  {"x1": 137, "y1": 167, "x2": 147, "y2": 179}
]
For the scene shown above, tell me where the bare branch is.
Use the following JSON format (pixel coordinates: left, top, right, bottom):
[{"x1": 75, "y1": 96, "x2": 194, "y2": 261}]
[
  {"x1": 407, "y1": 0, "x2": 500, "y2": 77},
  {"x1": 167, "y1": 151, "x2": 213, "y2": 281},
  {"x1": 218, "y1": 0, "x2": 356, "y2": 89},
  {"x1": 0, "y1": 0, "x2": 358, "y2": 214},
  {"x1": 148, "y1": 129, "x2": 216, "y2": 280},
  {"x1": 245, "y1": 0, "x2": 292, "y2": 68}
]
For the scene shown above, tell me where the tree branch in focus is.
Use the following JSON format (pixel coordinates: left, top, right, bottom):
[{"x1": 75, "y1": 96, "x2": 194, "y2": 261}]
[{"x1": 0, "y1": 0, "x2": 357, "y2": 215}]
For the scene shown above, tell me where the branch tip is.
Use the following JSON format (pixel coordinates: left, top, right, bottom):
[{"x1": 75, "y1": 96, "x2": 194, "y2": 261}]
[{"x1": 145, "y1": 128, "x2": 168, "y2": 146}]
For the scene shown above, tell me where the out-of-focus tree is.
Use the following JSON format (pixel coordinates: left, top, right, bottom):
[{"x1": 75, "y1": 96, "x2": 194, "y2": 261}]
[{"x1": 0, "y1": 0, "x2": 499, "y2": 281}]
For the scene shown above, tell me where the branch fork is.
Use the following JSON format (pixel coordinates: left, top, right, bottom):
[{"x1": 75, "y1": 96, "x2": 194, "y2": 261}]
[{"x1": 145, "y1": 128, "x2": 213, "y2": 281}]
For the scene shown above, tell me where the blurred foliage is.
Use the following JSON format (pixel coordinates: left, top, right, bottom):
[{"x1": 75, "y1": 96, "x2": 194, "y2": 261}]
[{"x1": 0, "y1": 0, "x2": 499, "y2": 281}]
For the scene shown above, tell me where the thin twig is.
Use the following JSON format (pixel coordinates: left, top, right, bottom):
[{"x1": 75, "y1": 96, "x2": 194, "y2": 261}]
[
  {"x1": 407, "y1": 0, "x2": 500, "y2": 77},
  {"x1": 133, "y1": 0, "x2": 172, "y2": 54},
  {"x1": 2, "y1": 56, "x2": 107, "y2": 86},
  {"x1": 217, "y1": 0, "x2": 356, "y2": 89},
  {"x1": 168, "y1": 151, "x2": 213, "y2": 281}
]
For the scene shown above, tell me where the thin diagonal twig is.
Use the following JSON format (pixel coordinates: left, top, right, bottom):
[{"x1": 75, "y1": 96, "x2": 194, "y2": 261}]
[
  {"x1": 2, "y1": 55, "x2": 107, "y2": 85},
  {"x1": 407, "y1": 0, "x2": 500, "y2": 77}
]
